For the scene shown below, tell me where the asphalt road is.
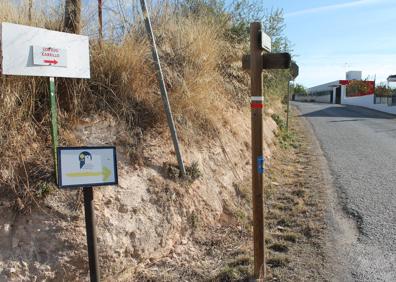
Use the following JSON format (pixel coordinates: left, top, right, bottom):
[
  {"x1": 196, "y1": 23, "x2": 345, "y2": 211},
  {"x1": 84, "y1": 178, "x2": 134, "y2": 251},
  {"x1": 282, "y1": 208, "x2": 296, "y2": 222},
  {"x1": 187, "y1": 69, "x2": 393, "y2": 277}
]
[{"x1": 294, "y1": 102, "x2": 396, "y2": 282}]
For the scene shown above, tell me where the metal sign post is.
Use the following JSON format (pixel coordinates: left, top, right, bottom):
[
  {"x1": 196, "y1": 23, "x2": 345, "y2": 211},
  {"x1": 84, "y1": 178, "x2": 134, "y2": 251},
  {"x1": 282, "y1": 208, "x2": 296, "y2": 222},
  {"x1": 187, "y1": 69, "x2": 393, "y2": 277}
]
[
  {"x1": 139, "y1": 0, "x2": 186, "y2": 176},
  {"x1": 57, "y1": 146, "x2": 118, "y2": 282},
  {"x1": 49, "y1": 77, "x2": 59, "y2": 182},
  {"x1": 286, "y1": 80, "x2": 291, "y2": 131},
  {"x1": 242, "y1": 22, "x2": 291, "y2": 279},
  {"x1": 83, "y1": 186, "x2": 100, "y2": 282},
  {"x1": 286, "y1": 62, "x2": 299, "y2": 131}
]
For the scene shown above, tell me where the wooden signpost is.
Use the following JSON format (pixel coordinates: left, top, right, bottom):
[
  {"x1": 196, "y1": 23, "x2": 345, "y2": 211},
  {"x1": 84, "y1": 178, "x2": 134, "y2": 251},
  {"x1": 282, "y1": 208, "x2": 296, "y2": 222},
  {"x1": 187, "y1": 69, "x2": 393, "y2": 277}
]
[{"x1": 242, "y1": 22, "x2": 292, "y2": 279}]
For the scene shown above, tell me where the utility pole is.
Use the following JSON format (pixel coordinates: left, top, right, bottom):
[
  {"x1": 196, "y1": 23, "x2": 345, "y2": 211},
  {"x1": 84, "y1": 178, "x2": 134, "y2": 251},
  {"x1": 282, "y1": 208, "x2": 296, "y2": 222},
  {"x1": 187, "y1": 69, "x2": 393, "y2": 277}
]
[
  {"x1": 242, "y1": 22, "x2": 291, "y2": 279},
  {"x1": 286, "y1": 80, "x2": 291, "y2": 131},
  {"x1": 286, "y1": 62, "x2": 299, "y2": 131},
  {"x1": 139, "y1": 0, "x2": 186, "y2": 176}
]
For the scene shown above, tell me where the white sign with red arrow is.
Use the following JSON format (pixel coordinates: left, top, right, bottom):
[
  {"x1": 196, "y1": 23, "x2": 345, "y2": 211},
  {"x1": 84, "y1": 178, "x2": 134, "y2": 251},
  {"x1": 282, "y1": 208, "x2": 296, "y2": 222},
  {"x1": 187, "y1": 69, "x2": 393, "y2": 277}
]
[
  {"x1": 0, "y1": 22, "x2": 90, "y2": 78},
  {"x1": 33, "y1": 46, "x2": 68, "y2": 67}
]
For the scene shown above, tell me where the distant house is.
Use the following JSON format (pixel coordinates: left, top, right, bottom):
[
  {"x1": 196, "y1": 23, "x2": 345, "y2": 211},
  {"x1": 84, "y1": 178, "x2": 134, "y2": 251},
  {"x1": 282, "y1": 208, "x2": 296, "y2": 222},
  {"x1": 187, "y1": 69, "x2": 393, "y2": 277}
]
[
  {"x1": 387, "y1": 75, "x2": 396, "y2": 83},
  {"x1": 295, "y1": 71, "x2": 374, "y2": 104}
]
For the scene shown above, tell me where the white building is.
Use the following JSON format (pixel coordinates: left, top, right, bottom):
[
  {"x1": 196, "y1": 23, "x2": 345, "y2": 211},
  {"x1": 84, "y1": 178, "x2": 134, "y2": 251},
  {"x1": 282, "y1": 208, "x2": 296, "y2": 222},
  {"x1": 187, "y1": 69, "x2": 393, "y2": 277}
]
[{"x1": 295, "y1": 71, "x2": 374, "y2": 104}]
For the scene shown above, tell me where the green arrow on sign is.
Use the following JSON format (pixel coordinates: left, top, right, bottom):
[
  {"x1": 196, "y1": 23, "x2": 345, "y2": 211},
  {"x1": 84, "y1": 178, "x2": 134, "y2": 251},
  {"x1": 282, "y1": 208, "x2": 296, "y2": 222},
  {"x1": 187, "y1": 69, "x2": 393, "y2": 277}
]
[{"x1": 66, "y1": 166, "x2": 112, "y2": 181}]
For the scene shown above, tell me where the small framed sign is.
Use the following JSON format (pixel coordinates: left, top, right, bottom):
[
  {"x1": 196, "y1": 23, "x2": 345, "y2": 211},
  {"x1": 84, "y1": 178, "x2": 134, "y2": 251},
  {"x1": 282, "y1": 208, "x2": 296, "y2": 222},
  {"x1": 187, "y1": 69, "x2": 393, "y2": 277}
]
[
  {"x1": 57, "y1": 146, "x2": 118, "y2": 188},
  {"x1": 290, "y1": 62, "x2": 299, "y2": 80}
]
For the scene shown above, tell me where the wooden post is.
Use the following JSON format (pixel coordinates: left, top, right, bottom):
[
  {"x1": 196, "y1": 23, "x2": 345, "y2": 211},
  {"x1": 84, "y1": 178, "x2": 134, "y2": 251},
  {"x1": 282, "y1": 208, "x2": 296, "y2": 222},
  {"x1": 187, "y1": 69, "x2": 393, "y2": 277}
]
[
  {"x1": 243, "y1": 23, "x2": 292, "y2": 280},
  {"x1": 250, "y1": 22, "x2": 265, "y2": 279}
]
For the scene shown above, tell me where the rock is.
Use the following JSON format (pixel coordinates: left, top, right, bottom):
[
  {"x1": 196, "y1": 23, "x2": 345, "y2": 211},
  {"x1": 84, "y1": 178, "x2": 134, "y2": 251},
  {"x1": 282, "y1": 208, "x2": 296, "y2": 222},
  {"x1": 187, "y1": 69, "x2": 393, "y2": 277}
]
[
  {"x1": 118, "y1": 204, "x2": 129, "y2": 213},
  {"x1": 12, "y1": 238, "x2": 19, "y2": 248}
]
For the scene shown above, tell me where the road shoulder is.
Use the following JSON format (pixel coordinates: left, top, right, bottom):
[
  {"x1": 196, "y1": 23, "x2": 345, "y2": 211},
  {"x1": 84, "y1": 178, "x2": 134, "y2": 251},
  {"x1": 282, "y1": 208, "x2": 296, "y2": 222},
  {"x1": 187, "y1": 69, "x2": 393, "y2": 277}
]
[{"x1": 294, "y1": 105, "x2": 358, "y2": 281}]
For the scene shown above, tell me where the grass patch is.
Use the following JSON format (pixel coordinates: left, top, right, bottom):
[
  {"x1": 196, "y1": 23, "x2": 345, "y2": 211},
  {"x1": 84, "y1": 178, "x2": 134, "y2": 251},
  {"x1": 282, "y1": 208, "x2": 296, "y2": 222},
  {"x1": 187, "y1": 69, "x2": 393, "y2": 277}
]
[
  {"x1": 281, "y1": 232, "x2": 299, "y2": 243},
  {"x1": 163, "y1": 161, "x2": 202, "y2": 182},
  {"x1": 292, "y1": 189, "x2": 306, "y2": 198},
  {"x1": 271, "y1": 114, "x2": 300, "y2": 149},
  {"x1": 267, "y1": 256, "x2": 289, "y2": 268},
  {"x1": 268, "y1": 243, "x2": 289, "y2": 253},
  {"x1": 213, "y1": 265, "x2": 250, "y2": 282},
  {"x1": 276, "y1": 217, "x2": 295, "y2": 228},
  {"x1": 35, "y1": 181, "x2": 55, "y2": 199}
]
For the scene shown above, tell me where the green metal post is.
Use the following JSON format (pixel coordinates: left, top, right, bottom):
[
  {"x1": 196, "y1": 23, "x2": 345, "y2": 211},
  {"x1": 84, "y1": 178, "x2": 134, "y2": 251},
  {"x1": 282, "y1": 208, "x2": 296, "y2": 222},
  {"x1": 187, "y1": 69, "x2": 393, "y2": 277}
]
[{"x1": 49, "y1": 77, "x2": 59, "y2": 182}]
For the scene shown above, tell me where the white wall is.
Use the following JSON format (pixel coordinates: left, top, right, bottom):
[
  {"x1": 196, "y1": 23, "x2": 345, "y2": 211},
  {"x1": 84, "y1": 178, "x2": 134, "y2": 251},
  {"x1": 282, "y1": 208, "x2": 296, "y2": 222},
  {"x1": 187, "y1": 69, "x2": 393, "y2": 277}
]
[
  {"x1": 308, "y1": 80, "x2": 339, "y2": 93},
  {"x1": 294, "y1": 94, "x2": 331, "y2": 103},
  {"x1": 342, "y1": 94, "x2": 396, "y2": 115},
  {"x1": 315, "y1": 94, "x2": 332, "y2": 103}
]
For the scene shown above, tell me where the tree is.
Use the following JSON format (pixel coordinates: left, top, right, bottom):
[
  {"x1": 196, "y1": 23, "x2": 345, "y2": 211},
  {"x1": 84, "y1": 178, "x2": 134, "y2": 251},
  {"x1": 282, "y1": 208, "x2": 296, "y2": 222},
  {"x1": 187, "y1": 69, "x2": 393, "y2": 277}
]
[
  {"x1": 64, "y1": 0, "x2": 81, "y2": 34},
  {"x1": 28, "y1": 0, "x2": 33, "y2": 24},
  {"x1": 98, "y1": 0, "x2": 103, "y2": 47},
  {"x1": 375, "y1": 84, "x2": 393, "y2": 96},
  {"x1": 293, "y1": 84, "x2": 307, "y2": 95},
  {"x1": 61, "y1": 0, "x2": 82, "y2": 113}
]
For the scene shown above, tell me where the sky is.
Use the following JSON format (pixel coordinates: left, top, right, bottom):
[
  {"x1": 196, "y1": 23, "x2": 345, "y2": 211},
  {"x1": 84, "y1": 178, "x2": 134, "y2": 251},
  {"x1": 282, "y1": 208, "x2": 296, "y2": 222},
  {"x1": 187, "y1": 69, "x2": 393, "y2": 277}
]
[{"x1": 262, "y1": 0, "x2": 396, "y2": 87}]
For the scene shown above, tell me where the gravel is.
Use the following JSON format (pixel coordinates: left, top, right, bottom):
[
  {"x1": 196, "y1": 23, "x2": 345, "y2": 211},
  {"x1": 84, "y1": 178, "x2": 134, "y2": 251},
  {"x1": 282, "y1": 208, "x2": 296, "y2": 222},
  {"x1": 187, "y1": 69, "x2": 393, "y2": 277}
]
[{"x1": 295, "y1": 102, "x2": 396, "y2": 282}]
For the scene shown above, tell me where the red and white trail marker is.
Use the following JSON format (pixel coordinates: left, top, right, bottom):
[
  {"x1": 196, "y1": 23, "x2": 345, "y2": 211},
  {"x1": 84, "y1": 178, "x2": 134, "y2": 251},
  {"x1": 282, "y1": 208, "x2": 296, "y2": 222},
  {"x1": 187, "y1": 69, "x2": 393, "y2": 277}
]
[{"x1": 251, "y1": 96, "x2": 265, "y2": 109}]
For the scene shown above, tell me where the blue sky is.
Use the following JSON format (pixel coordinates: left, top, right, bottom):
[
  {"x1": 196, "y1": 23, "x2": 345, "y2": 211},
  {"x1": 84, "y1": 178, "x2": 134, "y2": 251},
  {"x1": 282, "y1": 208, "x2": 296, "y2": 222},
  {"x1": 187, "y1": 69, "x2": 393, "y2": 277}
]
[{"x1": 262, "y1": 0, "x2": 396, "y2": 87}]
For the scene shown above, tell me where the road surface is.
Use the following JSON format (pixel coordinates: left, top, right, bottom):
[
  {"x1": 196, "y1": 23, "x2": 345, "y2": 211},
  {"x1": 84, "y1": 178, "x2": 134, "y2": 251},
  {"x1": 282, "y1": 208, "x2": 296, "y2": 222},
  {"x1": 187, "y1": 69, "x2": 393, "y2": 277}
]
[{"x1": 295, "y1": 102, "x2": 396, "y2": 282}]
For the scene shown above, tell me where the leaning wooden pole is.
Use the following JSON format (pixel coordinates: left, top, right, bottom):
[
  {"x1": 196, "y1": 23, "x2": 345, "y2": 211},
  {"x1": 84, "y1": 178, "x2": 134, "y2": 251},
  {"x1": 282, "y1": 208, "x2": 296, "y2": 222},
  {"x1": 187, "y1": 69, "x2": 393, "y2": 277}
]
[{"x1": 139, "y1": 0, "x2": 186, "y2": 176}]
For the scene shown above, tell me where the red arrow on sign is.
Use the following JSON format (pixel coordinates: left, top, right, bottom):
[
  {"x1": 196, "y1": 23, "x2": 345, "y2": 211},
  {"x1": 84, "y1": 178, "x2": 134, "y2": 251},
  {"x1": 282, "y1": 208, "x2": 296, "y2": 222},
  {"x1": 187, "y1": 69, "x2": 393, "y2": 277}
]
[{"x1": 43, "y1": 59, "x2": 58, "y2": 65}]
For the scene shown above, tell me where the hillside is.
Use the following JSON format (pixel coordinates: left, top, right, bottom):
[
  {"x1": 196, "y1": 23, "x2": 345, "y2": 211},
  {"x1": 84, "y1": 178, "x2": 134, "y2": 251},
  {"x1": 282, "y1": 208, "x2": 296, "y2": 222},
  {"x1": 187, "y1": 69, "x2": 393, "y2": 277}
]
[{"x1": 0, "y1": 1, "x2": 283, "y2": 281}]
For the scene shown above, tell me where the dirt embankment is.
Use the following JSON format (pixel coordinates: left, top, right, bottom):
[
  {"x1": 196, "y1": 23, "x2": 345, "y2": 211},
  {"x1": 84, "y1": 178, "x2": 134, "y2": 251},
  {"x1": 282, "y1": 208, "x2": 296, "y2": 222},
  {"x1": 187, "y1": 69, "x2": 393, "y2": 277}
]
[
  {"x1": 0, "y1": 105, "x2": 333, "y2": 282},
  {"x1": 0, "y1": 105, "x2": 279, "y2": 281}
]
